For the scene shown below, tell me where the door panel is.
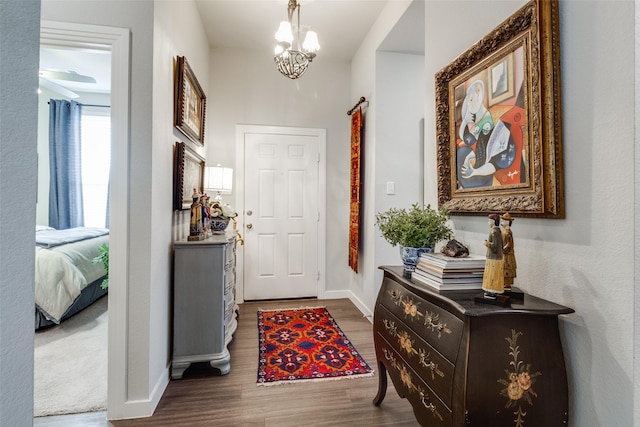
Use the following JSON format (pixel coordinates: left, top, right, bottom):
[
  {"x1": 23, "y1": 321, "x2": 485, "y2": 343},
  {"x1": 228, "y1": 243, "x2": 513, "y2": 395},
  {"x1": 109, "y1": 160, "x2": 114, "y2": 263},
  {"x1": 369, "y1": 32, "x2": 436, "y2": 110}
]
[{"x1": 243, "y1": 132, "x2": 319, "y2": 300}]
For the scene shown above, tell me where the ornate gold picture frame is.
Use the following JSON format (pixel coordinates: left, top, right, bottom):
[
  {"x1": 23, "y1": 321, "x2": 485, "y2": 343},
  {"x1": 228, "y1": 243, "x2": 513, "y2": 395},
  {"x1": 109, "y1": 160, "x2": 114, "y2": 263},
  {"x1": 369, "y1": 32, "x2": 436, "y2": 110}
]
[
  {"x1": 435, "y1": 0, "x2": 564, "y2": 218},
  {"x1": 173, "y1": 141, "x2": 205, "y2": 211},
  {"x1": 174, "y1": 56, "x2": 206, "y2": 146}
]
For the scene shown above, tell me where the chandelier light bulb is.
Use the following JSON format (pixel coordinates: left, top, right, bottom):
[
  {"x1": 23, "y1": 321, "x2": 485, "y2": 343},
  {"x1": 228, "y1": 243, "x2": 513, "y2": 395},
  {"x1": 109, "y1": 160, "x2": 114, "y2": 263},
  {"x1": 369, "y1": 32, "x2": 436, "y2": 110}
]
[
  {"x1": 275, "y1": 21, "x2": 294, "y2": 44},
  {"x1": 303, "y1": 31, "x2": 320, "y2": 53}
]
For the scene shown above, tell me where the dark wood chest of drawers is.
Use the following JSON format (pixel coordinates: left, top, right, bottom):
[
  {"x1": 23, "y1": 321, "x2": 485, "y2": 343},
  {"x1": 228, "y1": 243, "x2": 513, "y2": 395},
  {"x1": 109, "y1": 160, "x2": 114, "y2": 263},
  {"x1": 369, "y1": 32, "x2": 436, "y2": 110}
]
[{"x1": 373, "y1": 266, "x2": 574, "y2": 426}]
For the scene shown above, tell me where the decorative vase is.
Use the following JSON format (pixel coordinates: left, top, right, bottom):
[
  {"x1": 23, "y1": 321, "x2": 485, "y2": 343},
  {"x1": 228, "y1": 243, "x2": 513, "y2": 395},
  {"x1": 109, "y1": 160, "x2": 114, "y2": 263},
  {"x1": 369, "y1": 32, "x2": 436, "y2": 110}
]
[
  {"x1": 210, "y1": 218, "x2": 230, "y2": 234},
  {"x1": 400, "y1": 245, "x2": 434, "y2": 273}
]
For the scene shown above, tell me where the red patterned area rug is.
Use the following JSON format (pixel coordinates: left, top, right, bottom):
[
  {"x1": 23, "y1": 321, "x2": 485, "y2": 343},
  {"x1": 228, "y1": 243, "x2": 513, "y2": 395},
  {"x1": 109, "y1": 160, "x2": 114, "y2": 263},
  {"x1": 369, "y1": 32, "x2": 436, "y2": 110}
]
[{"x1": 257, "y1": 306, "x2": 374, "y2": 386}]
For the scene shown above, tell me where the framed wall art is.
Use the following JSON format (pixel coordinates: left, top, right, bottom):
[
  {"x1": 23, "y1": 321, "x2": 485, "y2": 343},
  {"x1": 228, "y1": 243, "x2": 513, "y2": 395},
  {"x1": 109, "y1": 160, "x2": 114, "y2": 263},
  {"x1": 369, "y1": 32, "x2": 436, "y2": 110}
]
[
  {"x1": 435, "y1": 0, "x2": 564, "y2": 218},
  {"x1": 173, "y1": 141, "x2": 205, "y2": 211},
  {"x1": 174, "y1": 55, "x2": 206, "y2": 145}
]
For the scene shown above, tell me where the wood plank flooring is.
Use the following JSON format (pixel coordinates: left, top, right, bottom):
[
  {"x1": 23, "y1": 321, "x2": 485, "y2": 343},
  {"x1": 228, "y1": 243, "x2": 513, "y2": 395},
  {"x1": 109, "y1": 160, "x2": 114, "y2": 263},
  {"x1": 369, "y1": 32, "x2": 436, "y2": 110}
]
[{"x1": 37, "y1": 298, "x2": 420, "y2": 427}]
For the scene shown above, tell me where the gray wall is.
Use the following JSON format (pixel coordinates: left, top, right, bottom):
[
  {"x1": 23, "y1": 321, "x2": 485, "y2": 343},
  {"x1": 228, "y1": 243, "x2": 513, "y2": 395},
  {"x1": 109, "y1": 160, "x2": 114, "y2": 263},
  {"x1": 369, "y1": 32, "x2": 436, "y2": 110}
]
[
  {"x1": 0, "y1": 1, "x2": 40, "y2": 425},
  {"x1": 424, "y1": 2, "x2": 635, "y2": 425}
]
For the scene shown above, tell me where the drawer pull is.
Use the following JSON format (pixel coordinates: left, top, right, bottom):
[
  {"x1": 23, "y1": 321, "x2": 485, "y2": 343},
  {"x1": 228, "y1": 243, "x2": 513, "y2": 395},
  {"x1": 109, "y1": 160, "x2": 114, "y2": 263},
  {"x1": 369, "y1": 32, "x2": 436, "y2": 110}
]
[
  {"x1": 419, "y1": 349, "x2": 445, "y2": 380},
  {"x1": 419, "y1": 389, "x2": 444, "y2": 421},
  {"x1": 424, "y1": 311, "x2": 452, "y2": 338},
  {"x1": 383, "y1": 347, "x2": 444, "y2": 422}
]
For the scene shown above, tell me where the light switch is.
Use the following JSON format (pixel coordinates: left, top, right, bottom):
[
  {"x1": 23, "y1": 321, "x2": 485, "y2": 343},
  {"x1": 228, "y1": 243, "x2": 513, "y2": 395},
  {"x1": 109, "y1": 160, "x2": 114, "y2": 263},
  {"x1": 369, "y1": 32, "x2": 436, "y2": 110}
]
[{"x1": 386, "y1": 181, "x2": 395, "y2": 195}]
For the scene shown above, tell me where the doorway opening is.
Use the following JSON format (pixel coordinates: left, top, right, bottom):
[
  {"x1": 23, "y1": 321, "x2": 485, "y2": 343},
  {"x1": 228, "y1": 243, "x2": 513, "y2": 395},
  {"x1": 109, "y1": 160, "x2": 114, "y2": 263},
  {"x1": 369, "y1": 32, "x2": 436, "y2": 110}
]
[
  {"x1": 36, "y1": 20, "x2": 131, "y2": 421},
  {"x1": 34, "y1": 38, "x2": 112, "y2": 419}
]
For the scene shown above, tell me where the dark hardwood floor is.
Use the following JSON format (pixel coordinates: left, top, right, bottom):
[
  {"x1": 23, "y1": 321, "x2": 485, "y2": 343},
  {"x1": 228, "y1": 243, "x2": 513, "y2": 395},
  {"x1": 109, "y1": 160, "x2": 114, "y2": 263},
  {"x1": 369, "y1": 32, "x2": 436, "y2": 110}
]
[{"x1": 36, "y1": 298, "x2": 419, "y2": 427}]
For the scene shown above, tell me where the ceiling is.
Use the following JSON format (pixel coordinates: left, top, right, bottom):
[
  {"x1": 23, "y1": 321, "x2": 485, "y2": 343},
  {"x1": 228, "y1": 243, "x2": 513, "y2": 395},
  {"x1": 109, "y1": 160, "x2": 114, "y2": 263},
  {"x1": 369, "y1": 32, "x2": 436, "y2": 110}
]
[
  {"x1": 194, "y1": 0, "x2": 389, "y2": 61},
  {"x1": 39, "y1": 44, "x2": 112, "y2": 96},
  {"x1": 39, "y1": 0, "x2": 425, "y2": 96}
]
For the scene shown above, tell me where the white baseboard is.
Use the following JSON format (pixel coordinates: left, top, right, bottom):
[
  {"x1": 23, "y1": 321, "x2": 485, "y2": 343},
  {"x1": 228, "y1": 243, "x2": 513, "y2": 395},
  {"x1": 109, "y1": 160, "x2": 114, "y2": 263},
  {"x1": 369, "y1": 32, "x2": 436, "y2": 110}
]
[
  {"x1": 323, "y1": 289, "x2": 373, "y2": 324},
  {"x1": 107, "y1": 368, "x2": 169, "y2": 420}
]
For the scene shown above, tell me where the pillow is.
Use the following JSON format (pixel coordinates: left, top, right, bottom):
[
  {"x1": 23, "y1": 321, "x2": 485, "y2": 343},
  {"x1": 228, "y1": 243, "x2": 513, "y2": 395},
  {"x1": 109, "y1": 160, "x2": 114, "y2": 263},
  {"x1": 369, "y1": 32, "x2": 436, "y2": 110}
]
[{"x1": 36, "y1": 225, "x2": 55, "y2": 232}]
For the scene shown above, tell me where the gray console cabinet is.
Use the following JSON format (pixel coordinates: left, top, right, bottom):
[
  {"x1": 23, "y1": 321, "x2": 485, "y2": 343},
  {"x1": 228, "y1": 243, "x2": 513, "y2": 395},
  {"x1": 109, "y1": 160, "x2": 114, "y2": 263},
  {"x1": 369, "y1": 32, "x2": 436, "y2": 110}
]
[{"x1": 171, "y1": 234, "x2": 237, "y2": 379}]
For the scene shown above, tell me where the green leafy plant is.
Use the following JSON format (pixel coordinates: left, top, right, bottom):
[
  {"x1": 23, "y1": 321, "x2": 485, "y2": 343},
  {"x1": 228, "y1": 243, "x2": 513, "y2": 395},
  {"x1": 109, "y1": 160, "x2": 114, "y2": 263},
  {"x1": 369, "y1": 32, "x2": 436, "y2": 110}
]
[
  {"x1": 375, "y1": 203, "x2": 453, "y2": 248},
  {"x1": 92, "y1": 243, "x2": 109, "y2": 289}
]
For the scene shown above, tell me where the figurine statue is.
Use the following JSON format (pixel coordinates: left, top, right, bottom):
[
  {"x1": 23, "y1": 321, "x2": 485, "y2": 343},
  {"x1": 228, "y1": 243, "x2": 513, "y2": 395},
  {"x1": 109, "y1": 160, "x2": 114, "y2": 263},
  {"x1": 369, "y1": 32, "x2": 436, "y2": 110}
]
[
  {"x1": 200, "y1": 192, "x2": 210, "y2": 236},
  {"x1": 188, "y1": 188, "x2": 204, "y2": 241},
  {"x1": 482, "y1": 213, "x2": 504, "y2": 298},
  {"x1": 500, "y1": 212, "x2": 517, "y2": 290}
]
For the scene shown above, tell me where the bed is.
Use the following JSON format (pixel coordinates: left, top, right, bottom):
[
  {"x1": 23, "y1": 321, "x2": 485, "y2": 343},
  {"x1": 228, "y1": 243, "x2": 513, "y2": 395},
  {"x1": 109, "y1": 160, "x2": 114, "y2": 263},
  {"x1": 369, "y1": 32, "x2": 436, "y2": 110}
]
[{"x1": 35, "y1": 226, "x2": 109, "y2": 330}]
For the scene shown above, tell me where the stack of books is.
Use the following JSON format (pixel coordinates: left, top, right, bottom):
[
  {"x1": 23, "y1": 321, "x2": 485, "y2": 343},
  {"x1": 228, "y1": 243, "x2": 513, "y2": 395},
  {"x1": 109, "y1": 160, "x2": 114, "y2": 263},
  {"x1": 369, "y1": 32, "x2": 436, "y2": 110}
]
[{"x1": 412, "y1": 252, "x2": 486, "y2": 291}]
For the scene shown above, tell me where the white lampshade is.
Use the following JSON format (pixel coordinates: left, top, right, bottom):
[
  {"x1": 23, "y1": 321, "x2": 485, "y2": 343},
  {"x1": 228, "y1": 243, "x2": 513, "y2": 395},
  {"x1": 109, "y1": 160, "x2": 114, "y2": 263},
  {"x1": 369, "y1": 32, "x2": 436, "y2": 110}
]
[
  {"x1": 205, "y1": 166, "x2": 233, "y2": 194},
  {"x1": 303, "y1": 30, "x2": 320, "y2": 53},
  {"x1": 275, "y1": 21, "x2": 293, "y2": 44}
]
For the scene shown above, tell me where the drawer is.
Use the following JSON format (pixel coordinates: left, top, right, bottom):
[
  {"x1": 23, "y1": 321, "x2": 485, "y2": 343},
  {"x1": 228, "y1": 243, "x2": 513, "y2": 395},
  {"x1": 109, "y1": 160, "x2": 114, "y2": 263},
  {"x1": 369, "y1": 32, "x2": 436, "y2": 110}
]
[
  {"x1": 225, "y1": 242, "x2": 235, "y2": 264},
  {"x1": 380, "y1": 277, "x2": 463, "y2": 362},
  {"x1": 224, "y1": 268, "x2": 235, "y2": 286},
  {"x1": 375, "y1": 304, "x2": 455, "y2": 407},
  {"x1": 377, "y1": 337, "x2": 452, "y2": 427},
  {"x1": 224, "y1": 275, "x2": 234, "y2": 294},
  {"x1": 225, "y1": 299, "x2": 234, "y2": 324}
]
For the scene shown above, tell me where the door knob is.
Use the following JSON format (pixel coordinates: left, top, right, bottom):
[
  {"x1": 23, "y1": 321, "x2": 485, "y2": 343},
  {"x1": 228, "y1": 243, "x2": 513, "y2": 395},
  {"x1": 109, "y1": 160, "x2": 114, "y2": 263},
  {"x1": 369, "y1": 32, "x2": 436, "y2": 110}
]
[
  {"x1": 247, "y1": 210, "x2": 253, "y2": 216},
  {"x1": 246, "y1": 223, "x2": 253, "y2": 229}
]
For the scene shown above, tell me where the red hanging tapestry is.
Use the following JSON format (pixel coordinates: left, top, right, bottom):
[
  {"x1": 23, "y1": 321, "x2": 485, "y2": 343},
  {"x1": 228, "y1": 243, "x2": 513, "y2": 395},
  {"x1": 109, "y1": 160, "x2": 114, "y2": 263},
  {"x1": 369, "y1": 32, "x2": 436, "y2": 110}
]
[
  {"x1": 257, "y1": 306, "x2": 373, "y2": 385},
  {"x1": 349, "y1": 108, "x2": 363, "y2": 273}
]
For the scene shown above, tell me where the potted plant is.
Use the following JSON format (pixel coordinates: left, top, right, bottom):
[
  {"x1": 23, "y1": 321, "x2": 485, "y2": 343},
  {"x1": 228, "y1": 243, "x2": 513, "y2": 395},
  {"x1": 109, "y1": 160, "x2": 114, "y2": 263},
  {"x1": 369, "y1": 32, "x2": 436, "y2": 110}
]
[
  {"x1": 92, "y1": 243, "x2": 109, "y2": 289},
  {"x1": 375, "y1": 203, "x2": 453, "y2": 272}
]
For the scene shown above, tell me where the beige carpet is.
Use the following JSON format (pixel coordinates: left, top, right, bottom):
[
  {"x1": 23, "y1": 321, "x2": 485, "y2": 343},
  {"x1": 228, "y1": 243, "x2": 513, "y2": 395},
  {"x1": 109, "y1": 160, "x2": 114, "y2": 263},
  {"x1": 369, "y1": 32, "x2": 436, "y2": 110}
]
[{"x1": 34, "y1": 296, "x2": 108, "y2": 417}]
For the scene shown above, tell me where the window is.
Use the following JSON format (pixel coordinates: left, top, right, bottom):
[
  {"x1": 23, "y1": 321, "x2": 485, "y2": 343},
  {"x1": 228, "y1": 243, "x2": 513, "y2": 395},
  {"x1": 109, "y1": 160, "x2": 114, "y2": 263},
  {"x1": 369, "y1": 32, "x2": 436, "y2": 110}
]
[{"x1": 81, "y1": 109, "x2": 111, "y2": 228}]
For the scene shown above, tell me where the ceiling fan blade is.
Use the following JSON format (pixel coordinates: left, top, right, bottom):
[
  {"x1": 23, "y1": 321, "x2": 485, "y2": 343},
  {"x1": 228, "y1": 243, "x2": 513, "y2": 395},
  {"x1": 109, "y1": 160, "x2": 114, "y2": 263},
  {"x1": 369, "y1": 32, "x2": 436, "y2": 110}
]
[
  {"x1": 39, "y1": 77, "x2": 79, "y2": 99},
  {"x1": 39, "y1": 69, "x2": 96, "y2": 84}
]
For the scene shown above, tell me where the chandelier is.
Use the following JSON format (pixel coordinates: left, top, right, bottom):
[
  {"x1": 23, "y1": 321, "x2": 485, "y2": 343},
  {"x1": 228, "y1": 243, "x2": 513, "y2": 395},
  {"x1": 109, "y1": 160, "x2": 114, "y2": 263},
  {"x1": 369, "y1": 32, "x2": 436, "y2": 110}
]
[{"x1": 274, "y1": 0, "x2": 320, "y2": 79}]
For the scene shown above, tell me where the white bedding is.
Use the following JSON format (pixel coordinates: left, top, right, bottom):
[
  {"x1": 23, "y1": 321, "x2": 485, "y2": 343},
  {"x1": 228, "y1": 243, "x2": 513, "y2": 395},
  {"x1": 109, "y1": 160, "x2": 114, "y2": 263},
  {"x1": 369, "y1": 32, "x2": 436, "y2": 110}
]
[{"x1": 35, "y1": 233, "x2": 108, "y2": 323}]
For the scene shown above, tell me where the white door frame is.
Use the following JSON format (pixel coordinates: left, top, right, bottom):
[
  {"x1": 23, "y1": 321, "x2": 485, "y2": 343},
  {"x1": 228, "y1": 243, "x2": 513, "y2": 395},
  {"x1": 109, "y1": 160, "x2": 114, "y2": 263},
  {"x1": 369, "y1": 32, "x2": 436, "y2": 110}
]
[
  {"x1": 235, "y1": 125, "x2": 326, "y2": 303},
  {"x1": 40, "y1": 21, "x2": 131, "y2": 419}
]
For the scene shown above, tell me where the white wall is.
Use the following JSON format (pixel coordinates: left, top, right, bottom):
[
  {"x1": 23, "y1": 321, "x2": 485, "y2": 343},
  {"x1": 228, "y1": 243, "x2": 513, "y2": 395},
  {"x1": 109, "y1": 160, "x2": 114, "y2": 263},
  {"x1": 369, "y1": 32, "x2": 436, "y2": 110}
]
[
  {"x1": 151, "y1": 0, "x2": 209, "y2": 412},
  {"x1": 349, "y1": 0, "x2": 413, "y2": 313},
  {"x1": 374, "y1": 51, "x2": 425, "y2": 305},
  {"x1": 0, "y1": 2, "x2": 40, "y2": 425},
  {"x1": 152, "y1": 0, "x2": 210, "y2": 399},
  {"x1": 206, "y1": 48, "x2": 352, "y2": 293}
]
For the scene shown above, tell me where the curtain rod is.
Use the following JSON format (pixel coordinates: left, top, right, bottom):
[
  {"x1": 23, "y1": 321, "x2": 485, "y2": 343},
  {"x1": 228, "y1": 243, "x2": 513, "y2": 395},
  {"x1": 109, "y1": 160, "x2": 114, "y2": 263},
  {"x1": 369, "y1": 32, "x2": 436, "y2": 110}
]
[
  {"x1": 347, "y1": 96, "x2": 368, "y2": 116},
  {"x1": 82, "y1": 103, "x2": 110, "y2": 108},
  {"x1": 47, "y1": 101, "x2": 111, "y2": 108}
]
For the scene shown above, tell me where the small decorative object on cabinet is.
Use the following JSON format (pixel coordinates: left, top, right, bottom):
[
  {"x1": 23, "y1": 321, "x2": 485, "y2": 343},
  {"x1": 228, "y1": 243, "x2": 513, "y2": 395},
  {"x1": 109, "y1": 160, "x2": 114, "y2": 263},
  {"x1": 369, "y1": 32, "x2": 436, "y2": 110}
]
[
  {"x1": 172, "y1": 233, "x2": 237, "y2": 379},
  {"x1": 373, "y1": 266, "x2": 574, "y2": 426}
]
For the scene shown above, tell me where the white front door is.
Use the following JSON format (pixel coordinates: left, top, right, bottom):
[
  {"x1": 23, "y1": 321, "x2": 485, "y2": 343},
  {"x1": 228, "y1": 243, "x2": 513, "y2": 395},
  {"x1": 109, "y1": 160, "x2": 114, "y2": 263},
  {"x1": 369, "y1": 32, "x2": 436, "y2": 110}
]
[{"x1": 240, "y1": 127, "x2": 324, "y2": 300}]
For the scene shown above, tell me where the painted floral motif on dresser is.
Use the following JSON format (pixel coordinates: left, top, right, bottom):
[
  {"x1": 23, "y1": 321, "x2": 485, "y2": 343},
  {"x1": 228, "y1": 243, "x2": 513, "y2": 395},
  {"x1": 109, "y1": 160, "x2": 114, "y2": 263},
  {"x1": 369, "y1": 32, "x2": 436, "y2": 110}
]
[
  {"x1": 497, "y1": 329, "x2": 541, "y2": 427},
  {"x1": 388, "y1": 290, "x2": 452, "y2": 338}
]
